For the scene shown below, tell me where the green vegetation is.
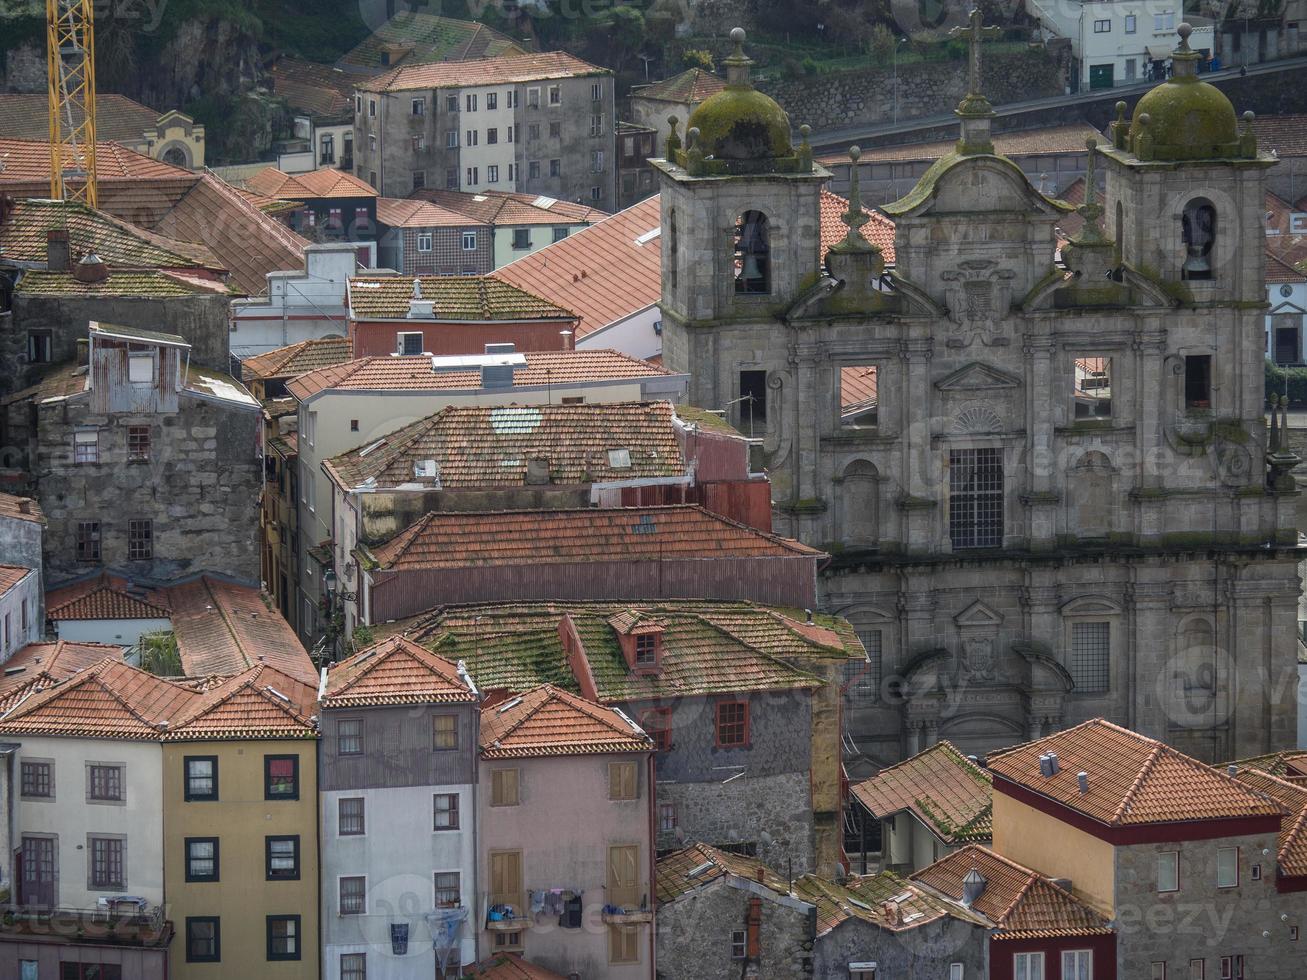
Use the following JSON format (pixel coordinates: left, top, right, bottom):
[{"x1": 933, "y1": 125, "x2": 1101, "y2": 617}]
[
  {"x1": 136, "y1": 631, "x2": 183, "y2": 677},
  {"x1": 1266, "y1": 358, "x2": 1307, "y2": 407}
]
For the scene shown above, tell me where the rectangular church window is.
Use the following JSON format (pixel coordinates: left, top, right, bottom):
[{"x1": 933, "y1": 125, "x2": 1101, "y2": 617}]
[
  {"x1": 949, "y1": 448, "x2": 1003, "y2": 550},
  {"x1": 1073, "y1": 357, "x2": 1112, "y2": 418},
  {"x1": 738, "y1": 370, "x2": 767, "y2": 427},
  {"x1": 840, "y1": 366, "x2": 878, "y2": 428},
  {"x1": 1184, "y1": 355, "x2": 1211, "y2": 409},
  {"x1": 1070, "y1": 621, "x2": 1110, "y2": 693}
]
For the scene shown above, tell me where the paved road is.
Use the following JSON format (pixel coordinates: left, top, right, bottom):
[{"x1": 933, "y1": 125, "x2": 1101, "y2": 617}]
[{"x1": 806, "y1": 55, "x2": 1307, "y2": 153}]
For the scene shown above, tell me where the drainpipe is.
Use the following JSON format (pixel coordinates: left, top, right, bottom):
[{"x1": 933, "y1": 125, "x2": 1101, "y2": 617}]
[{"x1": 646, "y1": 750, "x2": 656, "y2": 978}]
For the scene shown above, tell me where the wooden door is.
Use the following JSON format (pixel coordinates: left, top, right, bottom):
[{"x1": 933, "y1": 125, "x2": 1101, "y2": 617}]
[
  {"x1": 20, "y1": 836, "x2": 55, "y2": 908},
  {"x1": 607, "y1": 844, "x2": 640, "y2": 909}
]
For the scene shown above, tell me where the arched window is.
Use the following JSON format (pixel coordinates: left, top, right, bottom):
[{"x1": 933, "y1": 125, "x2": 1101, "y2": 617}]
[
  {"x1": 1181, "y1": 197, "x2": 1216, "y2": 281},
  {"x1": 734, "y1": 211, "x2": 770, "y2": 294},
  {"x1": 161, "y1": 145, "x2": 190, "y2": 168},
  {"x1": 668, "y1": 208, "x2": 678, "y2": 291}
]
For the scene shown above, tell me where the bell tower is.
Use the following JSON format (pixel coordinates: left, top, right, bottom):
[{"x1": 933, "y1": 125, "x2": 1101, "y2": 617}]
[{"x1": 653, "y1": 29, "x2": 827, "y2": 410}]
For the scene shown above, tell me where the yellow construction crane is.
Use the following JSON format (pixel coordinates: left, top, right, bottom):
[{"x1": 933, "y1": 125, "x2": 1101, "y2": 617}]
[{"x1": 47, "y1": 0, "x2": 97, "y2": 207}]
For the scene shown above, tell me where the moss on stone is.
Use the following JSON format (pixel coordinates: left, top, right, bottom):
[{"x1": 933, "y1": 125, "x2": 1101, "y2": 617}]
[
  {"x1": 1130, "y1": 76, "x2": 1241, "y2": 161},
  {"x1": 686, "y1": 86, "x2": 792, "y2": 163}
]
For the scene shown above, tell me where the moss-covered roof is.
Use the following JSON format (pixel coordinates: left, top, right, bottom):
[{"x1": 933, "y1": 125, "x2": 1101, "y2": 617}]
[{"x1": 688, "y1": 85, "x2": 792, "y2": 163}]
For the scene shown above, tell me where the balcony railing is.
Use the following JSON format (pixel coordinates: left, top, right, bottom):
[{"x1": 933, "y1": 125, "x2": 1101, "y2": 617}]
[{"x1": 0, "y1": 903, "x2": 172, "y2": 947}]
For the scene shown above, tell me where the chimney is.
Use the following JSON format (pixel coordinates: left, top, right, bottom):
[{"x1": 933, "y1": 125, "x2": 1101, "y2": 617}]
[
  {"x1": 1047, "y1": 752, "x2": 1060, "y2": 775},
  {"x1": 46, "y1": 229, "x2": 70, "y2": 272},
  {"x1": 1038, "y1": 754, "x2": 1053, "y2": 778},
  {"x1": 1227, "y1": 765, "x2": 1238, "y2": 777},
  {"x1": 481, "y1": 342, "x2": 517, "y2": 389},
  {"x1": 962, "y1": 868, "x2": 986, "y2": 905},
  {"x1": 1077, "y1": 771, "x2": 1089, "y2": 793},
  {"x1": 406, "y1": 278, "x2": 434, "y2": 318},
  {"x1": 745, "y1": 896, "x2": 761, "y2": 959},
  {"x1": 1051, "y1": 877, "x2": 1074, "y2": 892},
  {"x1": 73, "y1": 252, "x2": 109, "y2": 284}
]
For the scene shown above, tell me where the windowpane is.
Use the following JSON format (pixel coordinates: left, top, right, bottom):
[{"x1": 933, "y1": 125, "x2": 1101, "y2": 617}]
[
  {"x1": 127, "y1": 520, "x2": 152, "y2": 561},
  {"x1": 127, "y1": 426, "x2": 151, "y2": 461},
  {"x1": 338, "y1": 718, "x2": 363, "y2": 755},
  {"x1": 1217, "y1": 847, "x2": 1238, "y2": 887},
  {"x1": 340, "y1": 876, "x2": 367, "y2": 915},
  {"x1": 339, "y1": 797, "x2": 365, "y2": 835},
  {"x1": 341, "y1": 953, "x2": 366, "y2": 980},
  {"x1": 21, "y1": 761, "x2": 51, "y2": 798},
  {"x1": 640, "y1": 708, "x2": 672, "y2": 752},
  {"x1": 949, "y1": 448, "x2": 1003, "y2": 549},
  {"x1": 267, "y1": 836, "x2": 299, "y2": 879},
  {"x1": 127, "y1": 353, "x2": 154, "y2": 383},
  {"x1": 76, "y1": 521, "x2": 100, "y2": 561},
  {"x1": 88, "y1": 764, "x2": 123, "y2": 802},
  {"x1": 434, "y1": 871, "x2": 461, "y2": 908},
  {"x1": 89, "y1": 837, "x2": 124, "y2": 889},
  {"x1": 433, "y1": 793, "x2": 460, "y2": 830},
  {"x1": 716, "y1": 701, "x2": 748, "y2": 747},
  {"x1": 1158, "y1": 851, "x2": 1179, "y2": 891},
  {"x1": 1070, "y1": 622, "x2": 1111, "y2": 694},
  {"x1": 187, "y1": 838, "x2": 217, "y2": 881},
  {"x1": 186, "y1": 917, "x2": 219, "y2": 962},
  {"x1": 433, "y1": 714, "x2": 458, "y2": 750},
  {"x1": 265, "y1": 755, "x2": 298, "y2": 799},
  {"x1": 267, "y1": 915, "x2": 299, "y2": 960},
  {"x1": 73, "y1": 429, "x2": 99, "y2": 464},
  {"x1": 185, "y1": 757, "x2": 217, "y2": 800}
]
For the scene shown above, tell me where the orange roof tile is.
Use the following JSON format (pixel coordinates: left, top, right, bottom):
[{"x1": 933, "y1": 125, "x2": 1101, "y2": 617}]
[
  {"x1": 359, "y1": 51, "x2": 608, "y2": 93},
  {"x1": 375, "y1": 197, "x2": 481, "y2": 229},
  {"x1": 795, "y1": 872, "x2": 986, "y2": 935},
  {"x1": 840, "y1": 365, "x2": 878, "y2": 414},
  {"x1": 326, "y1": 401, "x2": 684, "y2": 491},
  {"x1": 912, "y1": 844, "x2": 1113, "y2": 939},
  {"x1": 816, "y1": 123, "x2": 1104, "y2": 166},
  {"x1": 0, "y1": 640, "x2": 123, "y2": 712},
  {"x1": 1233, "y1": 767, "x2": 1307, "y2": 879},
  {"x1": 463, "y1": 953, "x2": 568, "y2": 980},
  {"x1": 245, "y1": 166, "x2": 378, "y2": 201},
  {"x1": 165, "y1": 662, "x2": 317, "y2": 740},
  {"x1": 819, "y1": 189, "x2": 896, "y2": 264},
  {"x1": 323, "y1": 635, "x2": 475, "y2": 707},
  {"x1": 371, "y1": 505, "x2": 821, "y2": 571},
  {"x1": 410, "y1": 188, "x2": 603, "y2": 226},
  {"x1": 493, "y1": 196, "x2": 662, "y2": 340},
  {"x1": 851, "y1": 741, "x2": 993, "y2": 845},
  {"x1": 656, "y1": 843, "x2": 791, "y2": 903},
  {"x1": 987, "y1": 718, "x2": 1284, "y2": 828},
  {"x1": 635, "y1": 68, "x2": 726, "y2": 104},
  {"x1": 0, "y1": 94, "x2": 163, "y2": 144},
  {"x1": 240, "y1": 337, "x2": 353, "y2": 382},
  {"x1": 348, "y1": 274, "x2": 575, "y2": 321},
  {"x1": 288, "y1": 349, "x2": 673, "y2": 400},
  {"x1": 0, "y1": 492, "x2": 43, "y2": 524},
  {"x1": 0, "y1": 657, "x2": 198, "y2": 739},
  {"x1": 0, "y1": 137, "x2": 193, "y2": 185},
  {"x1": 269, "y1": 57, "x2": 357, "y2": 119},
  {"x1": 0, "y1": 564, "x2": 34, "y2": 599},
  {"x1": 1225, "y1": 748, "x2": 1307, "y2": 784},
  {"x1": 479, "y1": 684, "x2": 651, "y2": 758},
  {"x1": 1250, "y1": 114, "x2": 1307, "y2": 158},
  {"x1": 47, "y1": 573, "x2": 172, "y2": 621}
]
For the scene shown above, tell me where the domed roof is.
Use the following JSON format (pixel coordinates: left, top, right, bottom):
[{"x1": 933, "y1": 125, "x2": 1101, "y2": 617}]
[
  {"x1": 686, "y1": 28, "x2": 792, "y2": 163},
  {"x1": 1128, "y1": 24, "x2": 1241, "y2": 160}
]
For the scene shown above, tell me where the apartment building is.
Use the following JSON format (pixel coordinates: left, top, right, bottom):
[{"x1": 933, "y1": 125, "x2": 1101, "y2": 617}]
[{"x1": 352, "y1": 52, "x2": 616, "y2": 209}]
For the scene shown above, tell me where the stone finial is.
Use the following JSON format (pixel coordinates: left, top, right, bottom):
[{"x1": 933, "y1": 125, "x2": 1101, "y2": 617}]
[
  {"x1": 841, "y1": 146, "x2": 871, "y2": 244},
  {"x1": 798, "y1": 124, "x2": 813, "y2": 171},
  {"x1": 1074, "y1": 138, "x2": 1106, "y2": 244},
  {"x1": 724, "y1": 27, "x2": 754, "y2": 88},
  {"x1": 1240, "y1": 109, "x2": 1258, "y2": 156},
  {"x1": 686, "y1": 126, "x2": 705, "y2": 175},
  {"x1": 1135, "y1": 112, "x2": 1153, "y2": 161},
  {"x1": 665, "y1": 114, "x2": 682, "y2": 159},
  {"x1": 1111, "y1": 100, "x2": 1129, "y2": 149},
  {"x1": 1171, "y1": 23, "x2": 1199, "y2": 79}
]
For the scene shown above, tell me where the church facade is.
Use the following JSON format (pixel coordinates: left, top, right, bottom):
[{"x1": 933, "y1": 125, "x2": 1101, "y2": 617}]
[{"x1": 655, "y1": 25, "x2": 1302, "y2": 772}]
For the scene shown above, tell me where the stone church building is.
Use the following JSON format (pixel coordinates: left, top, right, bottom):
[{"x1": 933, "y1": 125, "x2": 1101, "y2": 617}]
[{"x1": 655, "y1": 26, "x2": 1302, "y2": 771}]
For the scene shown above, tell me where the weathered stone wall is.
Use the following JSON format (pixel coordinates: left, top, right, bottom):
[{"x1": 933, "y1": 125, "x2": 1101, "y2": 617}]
[
  {"x1": 1, "y1": 43, "x2": 45, "y2": 94},
  {"x1": 812, "y1": 914, "x2": 987, "y2": 977},
  {"x1": 656, "y1": 877, "x2": 812, "y2": 980},
  {"x1": 761, "y1": 48, "x2": 1066, "y2": 134},
  {"x1": 2, "y1": 292, "x2": 233, "y2": 399},
  {"x1": 27, "y1": 394, "x2": 260, "y2": 586},
  {"x1": 1112, "y1": 833, "x2": 1307, "y2": 978}
]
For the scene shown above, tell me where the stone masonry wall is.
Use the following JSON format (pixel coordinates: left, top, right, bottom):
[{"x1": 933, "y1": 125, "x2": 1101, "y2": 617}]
[
  {"x1": 760, "y1": 48, "x2": 1067, "y2": 134},
  {"x1": 1112, "y1": 832, "x2": 1307, "y2": 979},
  {"x1": 1, "y1": 43, "x2": 46, "y2": 94},
  {"x1": 656, "y1": 877, "x2": 812, "y2": 980},
  {"x1": 813, "y1": 914, "x2": 987, "y2": 977},
  {"x1": 34, "y1": 395, "x2": 261, "y2": 586}
]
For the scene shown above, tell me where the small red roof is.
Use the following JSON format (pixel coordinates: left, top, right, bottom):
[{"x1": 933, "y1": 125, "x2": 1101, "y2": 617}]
[
  {"x1": 463, "y1": 954, "x2": 568, "y2": 979},
  {"x1": 0, "y1": 137, "x2": 192, "y2": 184},
  {"x1": 635, "y1": 68, "x2": 726, "y2": 105},
  {"x1": 323, "y1": 635, "x2": 476, "y2": 708},
  {"x1": 358, "y1": 51, "x2": 608, "y2": 93},
  {"x1": 375, "y1": 197, "x2": 480, "y2": 229},
  {"x1": 47, "y1": 573, "x2": 171, "y2": 621},
  {"x1": 246, "y1": 166, "x2": 379, "y2": 201},
  {"x1": 0, "y1": 492, "x2": 43, "y2": 525},
  {"x1": 1233, "y1": 767, "x2": 1307, "y2": 879},
  {"x1": 0, "y1": 640, "x2": 124, "y2": 712},
  {"x1": 479, "y1": 684, "x2": 651, "y2": 758},
  {"x1": 0, "y1": 565, "x2": 34, "y2": 600},
  {"x1": 851, "y1": 740, "x2": 993, "y2": 845}
]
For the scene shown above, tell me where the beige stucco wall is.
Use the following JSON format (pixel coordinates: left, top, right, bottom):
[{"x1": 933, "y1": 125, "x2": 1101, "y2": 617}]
[{"x1": 992, "y1": 789, "x2": 1116, "y2": 914}]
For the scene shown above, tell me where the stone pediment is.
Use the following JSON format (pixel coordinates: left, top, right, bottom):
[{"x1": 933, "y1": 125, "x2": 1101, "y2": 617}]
[
  {"x1": 935, "y1": 362, "x2": 1022, "y2": 392},
  {"x1": 1271, "y1": 301, "x2": 1306, "y2": 316},
  {"x1": 883, "y1": 153, "x2": 1073, "y2": 220},
  {"x1": 954, "y1": 600, "x2": 1005, "y2": 629}
]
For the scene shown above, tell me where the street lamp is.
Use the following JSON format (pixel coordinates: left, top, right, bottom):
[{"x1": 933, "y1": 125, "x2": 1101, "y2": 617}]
[{"x1": 893, "y1": 36, "x2": 910, "y2": 125}]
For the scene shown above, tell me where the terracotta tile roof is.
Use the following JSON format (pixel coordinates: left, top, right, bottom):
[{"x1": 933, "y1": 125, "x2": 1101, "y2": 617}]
[
  {"x1": 912, "y1": 844, "x2": 1113, "y2": 939},
  {"x1": 635, "y1": 68, "x2": 726, "y2": 104},
  {"x1": 0, "y1": 137, "x2": 193, "y2": 185},
  {"x1": 375, "y1": 197, "x2": 480, "y2": 229},
  {"x1": 408, "y1": 600, "x2": 859, "y2": 703},
  {"x1": 851, "y1": 740, "x2": 993, "y2": 845},
  {"x1": 245, "y1": 166, "x2": 378, "y2": 201},
  {"x1": 288, "y1": 348, "x2": 673, "y2": 400},
  {"x1": 816, "y1": 123, "x2": 1104, "y2": 166},
  {"x1": 795, "y1": 872, "x2": 985, "y2": 936},
  {"x1": 1224, "y1": 748, "x2": 1307, "y2": 783},
  {"x1": 0, "y1": 657, "x2": 198, "y2": 739},
  {"x1": 164, "y1": 662, "x2": 317, "y2": 740},
  {"x1": 0, "y1": 640, "x2": 125, "y2": 712},
  {"x1": 819, "y1": 189, "x2": 896, "y2": 263},
  {"x1": 371, "y1": 505, "x2": 822, "y2": 572},
  {"x1": 672, "y1": 405, "x2": 741, "y2": 435},
  {"x1": 0, "y1": 198, "x2": 223, "y2": 272},
  {"x1": 1250, "y1": 114, "x2": 1307, "y2": 158},
  {"x1": 839, "y1": 365, "x2": 879, "y2": 415},
  {"x1": 479, "y1": 684, "x2": 652, "y2": 758},
  {"x1": 240, "y1": 337, "x2": 353, "y2": 382},
  {"x1": 234, "y1": 186, "x2": 304, "y2": 216},
  {"x1": 326, "y1": 401, "x2": 684, "y2": 491},
  {"x1": 322, "y1": 635, "x2": 475, "y2": 707},
  {"x1": 15, "y1": 270, "x2": 226, "y2": 297},
  {"x1": 462, "y1": 953, "x2": 567, "y2": 980},
  {"x1": 0, "y1": 94, "x2": 163, "y2": 144},
  {"x1": 358, "y1": 51, "x2": 607, "y2": 93},
  {"x1": 1265, "y1": 189, "x2": 1307, "y2": 271},
  {"x1": 47, "y1": 573, "x2": 171, "y2": 621},
  {"x1": 0, "y1": 363, "x2": 89, "y2": 407},
  {"x1": 0, "y1": 492, "x2": 43, "y2": 524},
  {"x1": 347, "y1": 274, "x2": 575, "y2": 321},
  {"x1": 410, "y1": 188, "x2": 604, "y2": 226},
  {"x1": 1268, "y1": 252, "x2": 1306, "y2": 283},
  {"x1": 0, "y1": 564, "x2": 34, "y2": 599},
  {"x1": 986, "y1": 718, "x2": 1284, "y2": 827},
  {"x1": 337, "y1": 12, "x2": 523, "y2": 72},
  {"x1": 1232, "y1": 768, "x2": 1307, "y2": 879},
  {"x1": 493, "y1": 196, "x2": 662, "y2": 340},
  {"x1": 166, "y1": 576, "x2": 316, "y2": 684},
  {"x1": 657, "y1": 843, "x2": 791, "y2": 903},
  {"x1": 269, "y1": 57, "x2": 356, "y2": 119}
]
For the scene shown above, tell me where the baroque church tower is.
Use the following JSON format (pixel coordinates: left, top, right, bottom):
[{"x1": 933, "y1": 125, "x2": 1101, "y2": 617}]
[{"x1": 654, "y1": 24, "x2": 1301, "y2": 769}]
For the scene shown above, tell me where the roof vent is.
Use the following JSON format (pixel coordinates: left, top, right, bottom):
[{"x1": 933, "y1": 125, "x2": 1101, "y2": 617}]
[
  {"x1": 687, "y1": 861, "x2": 714, "y2": 879},
  {"x1": 497, "y1": 695, "x2": 523, "y2": 714},
  {"x1": 1038, "y1": 754, "x2": 1054, "y2": 778},
  {"x1": 525, "y1": 457, "x2": 551, "y2": 485},
  {"x1": 1227, "y1": 764, "x2": 1239, "y2": 777},
  {"x1": 73, "y1": 252, "x2": 109, "y2": 284},
  {"x1": 481, "y1": 342, "x2": 518, "y2": 389},
  {"x1": 962, "y1": 868, "x2": 987, "y2": 906},
  {"x1": 155, "y1": 720, "x2": 169, "y2": 730},
  {"x1": 3, "y1": 666, "x2": 25, "y2": 676},
  {"x1": 264, "y1": 685, "x2": 290, "y2": 703},
  {"x1": 1077, "y1": 771, "x2": 1089, "y2": 793},
  {"x1": 1048, "y1": 752, "x2": 1060, "y2": 775},
  {"x1": 407, "y1": 278, "x2": 434, "y2": 318},
  {"x1": 1051, "y1": 877, "x2": 1073, "y2": 892}
]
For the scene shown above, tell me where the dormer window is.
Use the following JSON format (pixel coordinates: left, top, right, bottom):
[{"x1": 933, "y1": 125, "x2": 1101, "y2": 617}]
[
  {"x1": 609, "y1": 612, "x2": 664, "y2": 674},
  {"x1": 635, "y1": 633, "x2": 657, "y2": 668}
]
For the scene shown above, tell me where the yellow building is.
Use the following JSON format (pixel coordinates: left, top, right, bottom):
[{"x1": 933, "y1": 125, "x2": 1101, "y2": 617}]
[{"x1": 162, "y1": 663, "x2": 320, "y2": 980}]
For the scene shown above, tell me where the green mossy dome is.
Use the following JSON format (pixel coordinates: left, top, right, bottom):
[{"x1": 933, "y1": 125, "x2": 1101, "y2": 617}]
[
  {"x1": 687, "y1": 84, "x2": 793, "y2": 162},
  {"x1": 1130, "y1": 77, "x2": 1239, "y2": 159}
]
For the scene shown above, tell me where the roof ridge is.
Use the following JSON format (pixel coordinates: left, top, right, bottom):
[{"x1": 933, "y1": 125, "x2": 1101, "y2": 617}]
[
  {"x1": 490, "y1": 685, "x2": 555, "y2": 742},
  {"x1": 1112, "y1": 738, "x2": 1164, "y2": 823}
]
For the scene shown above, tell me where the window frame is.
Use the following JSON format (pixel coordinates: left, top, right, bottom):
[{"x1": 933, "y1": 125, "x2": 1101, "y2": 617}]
[
  {"x1": 1216, "y1": 846, "x2": 1239, "y2": 889},
  {"x1": 127, "y1": 352, "x2": 155, "y2": 384},
  {"x1": 434, "y1": 870, "x2": 461, "y2": 909},
  {"x1": 76, "y1": 520, "x2": 101, "y2": 562},
  {"x1": 432, "y1": 714, "x2": 459, "y2": 750},
  {"x1": 433, "y1": 792, "x2": 460, "y2": 831},
  {"x1": 126, "y1": 425, "x2": 151, "y2": 462},
  {"x1": 640, "y1": 707, "x2": 672, "y2": 752},
  {"x1": 417, "y1": 232, "x2": 433, "y2": 253},
  {"x1": 127, "y1": 519, "x2": 152, "y2": 561},
  {"x1": 337, "y1": 717, "x2": 364, "y2": 756},
  {"x1": 948, "y1": 446, "x2": 1004, "y2": 550},
  {"x1": 608, "y1": 761, "x2": 638, "y2": 801},
  {"x1": 1125, "y1": 13, "x2": 1137, "y2": 32},
  {"x1": 715, "y1": 699, "x2": 750, "y2": 748},
  {"x1": 1014, "y1": 951, "x2": 1045, "y2": 980},
  {"x1": 730, "y1": 929, "x2": 747, "y2": 959},
  {"x1": 1093, "y1": 18, "x2": 1111, "y2": 31},
  {"x1": 87, "y1": 763, "x2": 125, "y2": 804},
  {"x1": 73, "y1": 428, "x2": 99, "y2": 465},
  {"x1": 462, "y1": 231, "x2": 478, "y2": 251},
  {"x1": 265, "y1": 835, "x2": 301, "y2": 881},
  {"x1": 264, "y1": 754, "x2": 300, "y2": 801},
  {"x1": 341, "y1": 952, "x2": 367, "y2": 980},
  {"x1": 19, "y1": 759, "x2": 53, "y2": 801},
  {"x1": 183, "y1": 755, "x2": 219, "y2": 802},
  {"x1": 266, "y1": 914, "x2": 301, "y2": 961},
  {"x1": 185, "y1": 916, "x2": 220, "y2": 963},
  {"x1": 1069, "y1": 620, "x2": 1112, "y2": 695},
  {"x1": 1158, "y1": 850, "x2": 1180, "y2": 893},
  {"x1": 490, "y1": 768, "x2": 520, "y2": 807},
  {"x1": 185, "y1": 836, "x2": 219, "y2": 883},
  {"x1": 339, "y1": 875, "x2": 367, "y2": 916},
  {"x1": 338, "y1": 796, "x2": 366, "y2": 836},
  {"x1": 87, "y1": 834, "x2": 126, "y2": 891}
]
